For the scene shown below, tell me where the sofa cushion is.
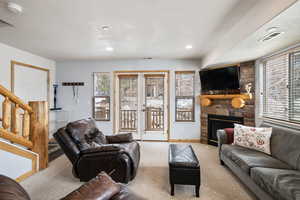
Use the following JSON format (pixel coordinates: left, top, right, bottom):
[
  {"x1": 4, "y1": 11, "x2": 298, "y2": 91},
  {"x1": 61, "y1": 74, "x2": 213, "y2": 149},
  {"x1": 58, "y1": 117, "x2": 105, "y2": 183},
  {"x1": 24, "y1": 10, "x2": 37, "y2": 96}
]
[
  {"x1": 251, "y1": 167, "x2": 300, "y2": 200},
  {"x1": 261, "y1": 122, "x2": 300, "y2": 171},
  {"x1": 221, "y1": 144, "x2": 291, "y2": 174}
]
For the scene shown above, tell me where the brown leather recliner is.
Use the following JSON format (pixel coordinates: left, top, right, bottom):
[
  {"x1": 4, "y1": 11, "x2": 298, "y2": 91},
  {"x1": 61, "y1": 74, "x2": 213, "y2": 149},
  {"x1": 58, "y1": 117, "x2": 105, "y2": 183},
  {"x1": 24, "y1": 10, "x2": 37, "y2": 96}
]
[
  {"x1": 54, "y1": 118, "x2": 140, "y2": 183},
  {"x1": 0, "y1": 172, "x2": 146, "y2": 200}
]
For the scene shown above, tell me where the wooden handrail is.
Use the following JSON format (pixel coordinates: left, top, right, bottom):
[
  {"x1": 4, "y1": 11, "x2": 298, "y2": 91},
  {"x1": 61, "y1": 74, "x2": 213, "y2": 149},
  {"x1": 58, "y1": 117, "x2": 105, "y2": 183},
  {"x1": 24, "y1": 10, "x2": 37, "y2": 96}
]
[
  {"x1": 0, "y1": 128, "x2": 33, "y2": 148},
  {"x1": 0, "y1": 85, "x2": 33, "y2": 113}
]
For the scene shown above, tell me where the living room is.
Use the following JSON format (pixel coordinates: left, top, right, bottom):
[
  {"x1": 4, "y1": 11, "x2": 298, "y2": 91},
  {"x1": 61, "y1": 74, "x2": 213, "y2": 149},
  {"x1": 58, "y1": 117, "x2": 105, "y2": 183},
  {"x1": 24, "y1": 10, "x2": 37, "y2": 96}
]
[{"x1": 0, "y1": 0, "x2": 300, "y2": 200}]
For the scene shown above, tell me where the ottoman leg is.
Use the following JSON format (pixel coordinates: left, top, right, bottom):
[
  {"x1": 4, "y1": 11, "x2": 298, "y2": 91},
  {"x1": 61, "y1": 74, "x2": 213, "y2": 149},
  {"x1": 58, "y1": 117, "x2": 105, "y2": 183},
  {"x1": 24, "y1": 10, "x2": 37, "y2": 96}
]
[
  {"x1": 171, "y1": 184, "x2": 174, "y2": 196},
  {"x1": 195, "y1": 185, "x2": 200, "y2": 197}
]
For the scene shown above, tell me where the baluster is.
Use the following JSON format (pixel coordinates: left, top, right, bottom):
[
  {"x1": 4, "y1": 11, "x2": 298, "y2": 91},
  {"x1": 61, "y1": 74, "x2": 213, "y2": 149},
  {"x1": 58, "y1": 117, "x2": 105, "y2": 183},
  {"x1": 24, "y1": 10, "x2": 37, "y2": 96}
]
[
  {"x1": 121, "y1": 111, "x2": 123, "y2": 129},
  {"x1": 134, "y1": 111, "x2": 136, "y2": 129},
  {"x1": 22, "y1": 110, "x2": 30, "y2": 139},
  {"x1": 2, "y1": 97, "x2": 11, "y2": 129},
  {"x1": 12, "y1": 104, "x2": 20, "y2": 135}
]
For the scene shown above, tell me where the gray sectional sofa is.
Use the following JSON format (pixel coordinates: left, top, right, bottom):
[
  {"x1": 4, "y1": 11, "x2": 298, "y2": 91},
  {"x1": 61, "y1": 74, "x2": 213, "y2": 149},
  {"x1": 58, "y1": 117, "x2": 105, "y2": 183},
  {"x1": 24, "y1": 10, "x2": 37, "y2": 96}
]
[{"x1": 217, "y1": 122, "x2": 300, "y2": 200}]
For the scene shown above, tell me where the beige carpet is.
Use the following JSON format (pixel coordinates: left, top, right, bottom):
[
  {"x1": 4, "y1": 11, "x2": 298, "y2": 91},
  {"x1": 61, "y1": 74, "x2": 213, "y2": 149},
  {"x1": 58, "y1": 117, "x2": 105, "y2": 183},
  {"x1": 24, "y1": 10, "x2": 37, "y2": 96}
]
[{"x1": 21, "y1": 142, "x2": 255, "y2": 200}]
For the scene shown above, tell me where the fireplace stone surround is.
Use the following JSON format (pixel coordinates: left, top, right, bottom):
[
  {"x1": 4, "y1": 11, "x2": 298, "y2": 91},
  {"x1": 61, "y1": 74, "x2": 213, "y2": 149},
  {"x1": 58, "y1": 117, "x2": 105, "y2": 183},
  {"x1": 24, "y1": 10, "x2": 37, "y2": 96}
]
[{"x1": 200, "y1": 61, "x2": 255, "y2": 144}]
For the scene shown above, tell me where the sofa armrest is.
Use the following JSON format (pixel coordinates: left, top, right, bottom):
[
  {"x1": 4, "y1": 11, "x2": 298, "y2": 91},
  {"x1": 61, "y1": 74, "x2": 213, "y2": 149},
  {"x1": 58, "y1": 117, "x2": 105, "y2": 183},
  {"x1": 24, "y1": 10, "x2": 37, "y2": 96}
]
[
  {"x1": 217, "y1": 129, "x2": 227, "y2": 159},
  {"x1": 61, "y1": 172, "x2": 121, "y2": 200},
  {"x1": 217, "y1": 129, "x2": 228, "y2": 146},
  {"x1": 106, "y1": 133, "x2": 133, "y2": 144}
]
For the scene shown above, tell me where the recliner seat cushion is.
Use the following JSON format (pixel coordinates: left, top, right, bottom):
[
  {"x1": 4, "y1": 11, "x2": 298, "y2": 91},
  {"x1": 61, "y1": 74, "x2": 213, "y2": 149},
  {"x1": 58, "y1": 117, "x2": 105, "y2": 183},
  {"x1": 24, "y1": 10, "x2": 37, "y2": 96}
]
[
  {"x1": 221, "y1": 144, "x2": 291, "y2": 174},
  {"x1": 251, "y1": 167, "x2": 300, "y2": 200}
]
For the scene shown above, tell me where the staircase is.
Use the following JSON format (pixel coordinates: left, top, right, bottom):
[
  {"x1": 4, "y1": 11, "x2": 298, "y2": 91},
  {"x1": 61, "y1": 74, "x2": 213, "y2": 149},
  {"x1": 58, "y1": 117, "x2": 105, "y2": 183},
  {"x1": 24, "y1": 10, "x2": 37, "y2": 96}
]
[{"x1": 0, "y1": 84, "x2": 49, "y2": 182}]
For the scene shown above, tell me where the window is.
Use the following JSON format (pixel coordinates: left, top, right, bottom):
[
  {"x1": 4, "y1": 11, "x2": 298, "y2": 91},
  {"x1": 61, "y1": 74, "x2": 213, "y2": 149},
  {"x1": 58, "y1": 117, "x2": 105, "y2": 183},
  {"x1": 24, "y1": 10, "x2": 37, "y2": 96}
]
[
  {"x1": 175, "y1": 71, "x2": 195, "y2": 122},
  {"x1": 262, "y1": 50, "x2": 300, "y2": 123},
  {"x1": 93, "y1": 72, "x2": 110, "y2": 121}
]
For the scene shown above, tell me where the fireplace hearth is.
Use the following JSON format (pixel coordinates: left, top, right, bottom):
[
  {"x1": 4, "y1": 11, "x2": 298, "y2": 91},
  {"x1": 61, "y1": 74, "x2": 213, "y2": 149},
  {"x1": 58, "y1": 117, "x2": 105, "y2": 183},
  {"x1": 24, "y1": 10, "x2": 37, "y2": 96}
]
[{"x1": 207, "y1": 114, "x2": 243, "y2": 146}]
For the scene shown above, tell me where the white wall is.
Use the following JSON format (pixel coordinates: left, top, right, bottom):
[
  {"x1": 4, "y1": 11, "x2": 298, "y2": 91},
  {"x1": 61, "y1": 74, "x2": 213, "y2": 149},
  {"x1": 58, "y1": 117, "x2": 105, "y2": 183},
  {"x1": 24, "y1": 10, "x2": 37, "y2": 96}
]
[
  {"x1": 56, "y1": 59, "x2": 202, "y2": 140},
  {"x1": 0, "y1": 140, "x2": 37, "y2": 180},
  {"x1": 0, "y1": 42, "x2": 56, "y2": 137}
]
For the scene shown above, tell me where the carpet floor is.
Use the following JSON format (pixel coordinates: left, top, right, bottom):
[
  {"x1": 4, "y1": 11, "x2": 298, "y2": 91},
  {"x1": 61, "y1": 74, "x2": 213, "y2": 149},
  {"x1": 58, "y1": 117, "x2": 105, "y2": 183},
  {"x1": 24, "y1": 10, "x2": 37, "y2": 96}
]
[{"x1": 21, "y1": 142, "x2": 255, "y2": 200}]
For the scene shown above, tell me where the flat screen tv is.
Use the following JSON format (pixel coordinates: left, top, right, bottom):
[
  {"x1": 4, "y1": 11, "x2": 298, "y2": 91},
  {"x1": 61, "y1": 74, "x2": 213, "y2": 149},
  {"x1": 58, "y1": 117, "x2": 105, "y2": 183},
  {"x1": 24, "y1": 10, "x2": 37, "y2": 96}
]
[{"x1": 200, "y1": 66, "x2": 240, "y2": 91}]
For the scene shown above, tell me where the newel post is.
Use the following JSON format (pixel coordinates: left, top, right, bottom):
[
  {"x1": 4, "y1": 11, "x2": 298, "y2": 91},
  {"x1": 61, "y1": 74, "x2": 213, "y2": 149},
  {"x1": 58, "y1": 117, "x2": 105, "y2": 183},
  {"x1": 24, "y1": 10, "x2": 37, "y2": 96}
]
[{"x1": 29, "y1": 101, "x2": 49, "y2": 170}]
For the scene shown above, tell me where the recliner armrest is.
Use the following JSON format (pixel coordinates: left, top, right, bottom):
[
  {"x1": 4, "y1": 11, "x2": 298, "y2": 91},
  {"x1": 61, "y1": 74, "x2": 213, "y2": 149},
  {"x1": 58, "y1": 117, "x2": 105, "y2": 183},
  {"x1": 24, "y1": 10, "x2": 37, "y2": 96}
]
[
  {"x1": 81, "y1": 144, "x2": 121, "y2": 154},
  {"x1": 106, "y1": 133, "x2": 133, "y2": 144}
]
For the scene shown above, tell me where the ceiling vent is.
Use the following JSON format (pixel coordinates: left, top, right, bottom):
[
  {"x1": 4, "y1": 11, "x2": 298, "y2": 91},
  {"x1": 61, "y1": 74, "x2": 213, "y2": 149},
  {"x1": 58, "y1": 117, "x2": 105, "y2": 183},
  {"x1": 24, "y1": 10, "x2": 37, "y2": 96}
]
[
  {"x1": 0, "y1": 19, "x2": 14, "y2": 28},
  {"x1": 261, "y1": 32, "x2": 282, "y2": 42}
]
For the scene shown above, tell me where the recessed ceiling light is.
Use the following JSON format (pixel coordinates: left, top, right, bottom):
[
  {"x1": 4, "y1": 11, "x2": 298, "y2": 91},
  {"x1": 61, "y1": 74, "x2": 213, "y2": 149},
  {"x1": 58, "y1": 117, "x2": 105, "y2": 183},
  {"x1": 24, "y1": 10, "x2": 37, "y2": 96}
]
[
  {"x1": 185, "y1": 45, "x2": 193, "y2": 49},
  {"x1": 106, "y1": 47, "x2": 114, "y2": 51}
]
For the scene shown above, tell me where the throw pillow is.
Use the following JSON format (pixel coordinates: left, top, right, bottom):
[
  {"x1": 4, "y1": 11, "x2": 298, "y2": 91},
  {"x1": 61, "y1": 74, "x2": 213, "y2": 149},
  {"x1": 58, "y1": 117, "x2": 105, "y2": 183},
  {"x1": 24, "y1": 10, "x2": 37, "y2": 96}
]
[
  {"x1": 224, "y1": 128, "x2": 234, "y2": 144},
  {"x1": 234, "y1": 124, "x2": 272, "y2": 155}
]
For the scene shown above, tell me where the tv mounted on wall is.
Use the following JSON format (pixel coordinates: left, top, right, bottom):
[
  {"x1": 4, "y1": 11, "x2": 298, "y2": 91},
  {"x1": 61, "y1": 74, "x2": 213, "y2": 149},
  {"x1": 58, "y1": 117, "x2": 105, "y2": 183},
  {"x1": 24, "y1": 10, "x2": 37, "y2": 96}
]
[{"x1": 199, "y1": 66, "x2": 240, "y2": 92}]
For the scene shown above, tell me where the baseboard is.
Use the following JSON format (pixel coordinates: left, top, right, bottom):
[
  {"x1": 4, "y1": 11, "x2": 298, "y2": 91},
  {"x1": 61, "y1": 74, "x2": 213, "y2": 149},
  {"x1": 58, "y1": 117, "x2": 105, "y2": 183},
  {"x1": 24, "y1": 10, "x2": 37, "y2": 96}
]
[{"x1": 168, "y1": 139, "x2": 200, "y2": 143}]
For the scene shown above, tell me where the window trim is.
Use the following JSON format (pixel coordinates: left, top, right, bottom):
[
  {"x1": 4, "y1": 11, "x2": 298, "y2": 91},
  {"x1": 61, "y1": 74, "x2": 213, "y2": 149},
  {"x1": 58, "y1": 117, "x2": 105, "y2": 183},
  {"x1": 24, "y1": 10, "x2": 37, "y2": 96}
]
[{"x1": 175, "y1": 71, "x2": 195, "y2": 122}]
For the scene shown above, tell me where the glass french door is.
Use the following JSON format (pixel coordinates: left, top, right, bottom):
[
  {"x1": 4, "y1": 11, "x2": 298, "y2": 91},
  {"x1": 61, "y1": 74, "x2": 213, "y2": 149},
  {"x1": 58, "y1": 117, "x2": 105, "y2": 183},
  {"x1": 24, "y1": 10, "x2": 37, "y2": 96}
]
[{"x1": 115, "y1": 72, "x2": 169, "y2": 141}]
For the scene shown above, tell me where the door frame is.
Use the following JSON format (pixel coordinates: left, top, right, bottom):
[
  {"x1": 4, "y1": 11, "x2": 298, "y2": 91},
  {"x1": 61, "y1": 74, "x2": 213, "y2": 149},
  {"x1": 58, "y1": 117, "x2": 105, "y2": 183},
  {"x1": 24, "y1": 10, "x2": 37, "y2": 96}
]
[{"x1": 113, "y1": 70, "x2": 170, "y2": 140}]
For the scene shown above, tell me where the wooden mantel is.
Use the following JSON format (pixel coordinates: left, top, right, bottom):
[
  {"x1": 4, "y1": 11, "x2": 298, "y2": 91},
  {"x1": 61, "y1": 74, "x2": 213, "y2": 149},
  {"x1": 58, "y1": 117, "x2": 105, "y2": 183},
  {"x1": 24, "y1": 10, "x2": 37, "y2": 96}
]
[{"x1": 199, "y1": 93, "x2": 252, "y2": 109}]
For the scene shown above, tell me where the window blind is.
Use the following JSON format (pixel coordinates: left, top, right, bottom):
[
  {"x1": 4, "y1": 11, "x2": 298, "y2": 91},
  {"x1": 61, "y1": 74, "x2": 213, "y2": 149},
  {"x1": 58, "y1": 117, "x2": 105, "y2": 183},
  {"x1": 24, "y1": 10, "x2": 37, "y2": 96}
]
[
  {"x1": 262, "y1": 50, "x2": 300, "y2": 123},
  {"x1": 263, "y1": 54, "x2": 289, "y2": 120},
  {"x1": 290, "y1": 52, "x2": 300, "y2": 121}
]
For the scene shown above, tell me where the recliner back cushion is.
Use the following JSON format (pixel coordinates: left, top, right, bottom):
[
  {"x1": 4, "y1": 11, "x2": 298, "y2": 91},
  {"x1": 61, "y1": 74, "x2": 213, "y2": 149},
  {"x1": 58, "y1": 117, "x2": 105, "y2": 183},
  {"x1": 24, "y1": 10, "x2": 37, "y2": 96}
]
[
  {"x1": 66, "y1": 118, "x2": 107, "y2": 151},
  {"x1": 261, "y1": 122, "x2": 300, "y2": 170}
]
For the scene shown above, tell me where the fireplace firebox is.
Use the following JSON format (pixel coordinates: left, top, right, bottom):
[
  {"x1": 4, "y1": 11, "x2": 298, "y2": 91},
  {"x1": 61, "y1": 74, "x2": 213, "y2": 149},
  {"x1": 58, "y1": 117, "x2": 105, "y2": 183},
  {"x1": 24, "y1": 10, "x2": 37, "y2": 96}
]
[{"x1": 207, "y1": 114, "x2": 244, "y2": 146}]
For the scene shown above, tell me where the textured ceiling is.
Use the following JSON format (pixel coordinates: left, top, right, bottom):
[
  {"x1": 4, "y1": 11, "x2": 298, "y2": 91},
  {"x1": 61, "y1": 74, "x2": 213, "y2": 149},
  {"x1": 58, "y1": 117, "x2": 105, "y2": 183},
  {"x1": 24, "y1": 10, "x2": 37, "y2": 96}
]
[{"x1": 0, "y1": 0, "x2": 297, "y2": 63}]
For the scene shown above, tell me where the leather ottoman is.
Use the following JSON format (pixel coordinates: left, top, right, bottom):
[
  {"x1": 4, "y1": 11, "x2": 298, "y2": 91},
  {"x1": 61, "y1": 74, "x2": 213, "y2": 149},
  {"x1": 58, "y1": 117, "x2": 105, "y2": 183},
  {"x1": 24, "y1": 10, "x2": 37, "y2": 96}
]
[{"x1": 168, "y1": 144, "x2": 201, "y2": 197}]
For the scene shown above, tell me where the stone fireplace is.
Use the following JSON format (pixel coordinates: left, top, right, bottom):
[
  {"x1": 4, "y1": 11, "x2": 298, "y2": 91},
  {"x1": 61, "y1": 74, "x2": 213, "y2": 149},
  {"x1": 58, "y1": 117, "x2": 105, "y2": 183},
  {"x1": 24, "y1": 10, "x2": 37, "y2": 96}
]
[
  {"x1": 200, "y1": 61, "x2": 255, "y2": 144},
  {"x1": 207, "y1": 114, "x2": 243, "y2": 146}
]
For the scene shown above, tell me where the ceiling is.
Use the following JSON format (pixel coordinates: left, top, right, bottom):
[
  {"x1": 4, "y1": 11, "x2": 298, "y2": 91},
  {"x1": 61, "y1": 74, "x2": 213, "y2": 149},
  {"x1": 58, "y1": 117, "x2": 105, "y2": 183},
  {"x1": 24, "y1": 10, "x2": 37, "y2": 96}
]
[
  {"x1": 202, "y1": 0, "x2": 300, "y2": 67},
  {"x1": 0, "y1": 0, "x2": 297, "y2": 62}
]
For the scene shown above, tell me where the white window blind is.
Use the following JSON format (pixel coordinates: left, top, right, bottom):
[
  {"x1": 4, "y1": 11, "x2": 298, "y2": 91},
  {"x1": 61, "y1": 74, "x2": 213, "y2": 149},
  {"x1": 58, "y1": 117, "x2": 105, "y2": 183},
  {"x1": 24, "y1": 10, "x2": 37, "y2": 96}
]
[
  {"x1": 290, "y1": 52, "x2": 300, "y2": 121},
  {"x1": 262, "y1": 51, "x2": 300, "y2": 123}
]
